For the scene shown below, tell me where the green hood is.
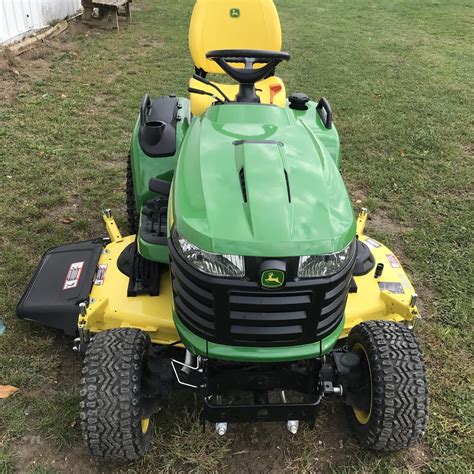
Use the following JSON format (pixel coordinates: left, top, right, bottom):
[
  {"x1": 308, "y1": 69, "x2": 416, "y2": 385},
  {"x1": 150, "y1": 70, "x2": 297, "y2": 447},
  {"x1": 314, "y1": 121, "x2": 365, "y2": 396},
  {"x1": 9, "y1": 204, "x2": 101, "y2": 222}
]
[{"x1": 173, "y1": 103, "x2": 355, "y2": 257}]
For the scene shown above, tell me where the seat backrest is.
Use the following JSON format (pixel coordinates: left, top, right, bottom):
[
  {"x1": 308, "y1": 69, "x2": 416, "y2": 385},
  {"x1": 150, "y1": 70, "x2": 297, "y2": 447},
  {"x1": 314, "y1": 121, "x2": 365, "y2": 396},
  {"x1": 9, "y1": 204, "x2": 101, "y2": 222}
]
[{"x1": 189, "y1": 0, "x2": 282, "y2": 74}]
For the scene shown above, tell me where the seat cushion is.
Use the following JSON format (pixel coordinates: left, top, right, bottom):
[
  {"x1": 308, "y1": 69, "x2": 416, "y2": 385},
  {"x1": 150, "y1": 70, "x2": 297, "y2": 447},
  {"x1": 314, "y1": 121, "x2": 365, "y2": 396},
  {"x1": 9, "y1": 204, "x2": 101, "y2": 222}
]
[
  {"x1": 189, "y1": 76, "x2": 286, "y2": 116},
  {"x1": 189, "y1": 0, "x2": 282, "y2": 75}
]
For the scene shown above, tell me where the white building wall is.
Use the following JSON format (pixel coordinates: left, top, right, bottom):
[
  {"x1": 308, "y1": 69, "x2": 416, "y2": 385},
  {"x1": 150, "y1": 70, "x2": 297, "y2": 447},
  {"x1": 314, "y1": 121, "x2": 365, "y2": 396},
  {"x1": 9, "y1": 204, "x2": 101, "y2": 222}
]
[{"x1": 0, "y1": 0, "x2": 81, "y2": 45}]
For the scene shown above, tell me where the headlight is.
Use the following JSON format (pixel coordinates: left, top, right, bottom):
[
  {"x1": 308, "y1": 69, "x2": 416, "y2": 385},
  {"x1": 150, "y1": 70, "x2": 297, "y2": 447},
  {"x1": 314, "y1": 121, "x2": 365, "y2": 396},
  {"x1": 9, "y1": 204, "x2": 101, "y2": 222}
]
[
  {"x1": 297, "y1": 240, "x2": 355, "y2": 278},
  {"x1": 174, "y1": 231, "x2": 245, "y2": 277}
]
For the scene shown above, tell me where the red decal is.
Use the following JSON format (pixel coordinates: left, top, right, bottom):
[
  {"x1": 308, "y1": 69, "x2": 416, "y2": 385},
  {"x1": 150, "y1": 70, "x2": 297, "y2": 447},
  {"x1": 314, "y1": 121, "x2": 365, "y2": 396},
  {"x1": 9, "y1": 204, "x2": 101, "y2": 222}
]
[{"x1": 63, "y1": 261, "x2": 84, "y2": 290}]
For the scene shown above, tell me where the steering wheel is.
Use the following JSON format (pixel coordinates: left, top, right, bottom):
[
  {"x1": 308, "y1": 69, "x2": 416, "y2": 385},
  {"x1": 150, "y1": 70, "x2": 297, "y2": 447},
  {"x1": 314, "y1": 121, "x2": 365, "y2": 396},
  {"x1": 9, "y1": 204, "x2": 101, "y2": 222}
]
[{"x1": 206, "y1": 49, "x2": 290, "y2": 103}]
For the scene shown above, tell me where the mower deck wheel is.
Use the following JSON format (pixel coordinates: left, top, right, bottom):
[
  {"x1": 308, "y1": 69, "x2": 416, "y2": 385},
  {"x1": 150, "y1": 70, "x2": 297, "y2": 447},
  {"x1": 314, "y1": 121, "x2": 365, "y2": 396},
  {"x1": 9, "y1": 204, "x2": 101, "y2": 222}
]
[
  {"x1": 80, "y1": 328, "x2": 153, "y2": 461},
  {"x1": 346, "y1": 320, "x2": 428, "y2": 451}
]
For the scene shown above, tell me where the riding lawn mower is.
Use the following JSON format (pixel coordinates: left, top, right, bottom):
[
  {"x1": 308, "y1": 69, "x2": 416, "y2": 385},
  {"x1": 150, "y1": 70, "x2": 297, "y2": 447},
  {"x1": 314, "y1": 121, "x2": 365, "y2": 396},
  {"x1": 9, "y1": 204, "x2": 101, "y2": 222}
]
[{"x1": 17, "y1": 0, "x2": 428, "y2": 462}]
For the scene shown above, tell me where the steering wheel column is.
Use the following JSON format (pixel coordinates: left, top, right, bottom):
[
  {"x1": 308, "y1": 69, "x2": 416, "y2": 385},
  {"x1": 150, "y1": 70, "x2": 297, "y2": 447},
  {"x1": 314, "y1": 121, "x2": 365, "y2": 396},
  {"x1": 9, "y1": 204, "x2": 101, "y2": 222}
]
[
  {"x1": 235, "y1": 58, "x2": 262, "y2": 103},
  {"x1": 238, "y1": 83, "x2": 260, "y2": 103}
]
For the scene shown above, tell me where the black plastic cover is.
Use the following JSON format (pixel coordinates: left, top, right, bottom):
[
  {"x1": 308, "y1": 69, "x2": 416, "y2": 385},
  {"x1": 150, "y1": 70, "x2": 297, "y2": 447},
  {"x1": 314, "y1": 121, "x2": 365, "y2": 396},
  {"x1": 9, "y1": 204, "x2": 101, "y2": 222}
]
[
  {"x1": 139, "y1": 95, "x2": 178, "y2": 157},
  {"x1": 289, "y1": 92, "x2": 309, "y2": 110},
  {"x1": 117, "y1": 242, "x2": 161, "y2": 297},
  {"x1": 149, "y1": 177, "x2": 171, "y2": 196},
  {"x1": 353, "y1": 240, "x2": 376, "y2": 276},
  {"x1": 316, "y1": 97, "x2": 332, "y2": 129},
  {"x1": 17, "y1": 239, "x2": 104, "y2": 335},
  {"x1": 170, "y1": 238, "x2": 356, "y2": 348}
]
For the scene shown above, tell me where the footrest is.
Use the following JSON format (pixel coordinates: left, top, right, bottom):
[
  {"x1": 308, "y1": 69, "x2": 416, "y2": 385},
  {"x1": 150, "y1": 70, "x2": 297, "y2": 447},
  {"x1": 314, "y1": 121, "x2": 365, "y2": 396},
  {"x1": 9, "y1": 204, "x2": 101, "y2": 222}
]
[
  {"x1": 117, "y1": 242, "x2": 161, "y2": 296},
  {"x1": 17, "y1": 239, "x2": 105, "y2": 335},
  {"x1": 140, "y1": 196, "x2": 168, "y2": 245}
]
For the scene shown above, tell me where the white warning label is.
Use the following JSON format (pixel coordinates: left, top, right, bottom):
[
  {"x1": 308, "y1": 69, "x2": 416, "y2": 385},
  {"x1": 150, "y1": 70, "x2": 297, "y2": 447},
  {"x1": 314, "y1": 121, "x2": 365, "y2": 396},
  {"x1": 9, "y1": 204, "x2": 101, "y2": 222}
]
[
  {"x1": 94, "y1": 264, "x2": 108, "y2": 285},
  {"x1": 63, "y1": 261, "x2": 84, "y2": 290},
  {"x1": 386, "y1": 254, "x2": 401, "y2": 268},
  {"x1": 378, "y1": 281, "x2": 405, "y2": 294},
  {"x1": 364, "y1": 237, "x2": 381, "y2": 249}
]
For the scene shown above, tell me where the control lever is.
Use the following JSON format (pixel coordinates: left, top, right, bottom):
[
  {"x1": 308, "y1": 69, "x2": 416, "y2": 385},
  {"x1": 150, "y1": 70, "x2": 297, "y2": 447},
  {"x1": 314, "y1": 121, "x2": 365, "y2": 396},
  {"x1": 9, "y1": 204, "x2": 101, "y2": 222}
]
[
  {"x1": 188, "y1": 87, "x2": 225, "y2": 104},
  {"x1": 192, "y1": 74, "x2": 231, "y2": 102}
]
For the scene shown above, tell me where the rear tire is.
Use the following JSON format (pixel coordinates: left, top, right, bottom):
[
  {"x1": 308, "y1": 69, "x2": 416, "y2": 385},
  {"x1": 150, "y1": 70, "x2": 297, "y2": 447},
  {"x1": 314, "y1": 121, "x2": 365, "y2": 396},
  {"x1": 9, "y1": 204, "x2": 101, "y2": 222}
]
[
  {"x1": 126, "y1": 152, "x2": 138, "y2": 234},
  {"x1": 345, "y1": 320, "x2": 428, "y2": 451},
  {"x1": 80, "y1": 328, "x2": 153, "y2": 462}
]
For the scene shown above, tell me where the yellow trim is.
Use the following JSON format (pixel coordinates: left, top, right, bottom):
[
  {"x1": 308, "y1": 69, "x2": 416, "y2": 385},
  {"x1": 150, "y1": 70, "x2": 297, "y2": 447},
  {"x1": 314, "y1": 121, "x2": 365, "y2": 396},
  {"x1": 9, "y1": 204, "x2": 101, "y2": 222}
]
[
  {"x1": 352, "y1": 343, "x2": 372, "y2": 425},
  {"x1": 141, "y1": 417, "x2": 150, "y2": 434},
  {"x1": 341, "y1": 233, "x2": 419, "y2": 339},
  {"x1": 102, "y1": 213, "x2": 123, "y2": 243},
  {"x1": 356, "y1": 208, "x2": 368, "y2": 236},
  {"x1": 188, "y1": 0, "x2": 282, "y2": 75},
  {"x1": 85, "y1": 235, "x2": 181, "y2": 346}
]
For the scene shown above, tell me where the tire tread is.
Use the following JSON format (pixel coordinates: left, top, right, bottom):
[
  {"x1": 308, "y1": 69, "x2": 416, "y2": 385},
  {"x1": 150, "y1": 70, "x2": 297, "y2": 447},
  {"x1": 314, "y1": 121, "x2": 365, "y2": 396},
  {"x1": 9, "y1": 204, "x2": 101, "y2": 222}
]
[
  {"x1": 80, "y1": 328, "x2": 152, "y2": 461},
  {"x1": 347, "y1": 320, "x2": 429, "y2": 451}
]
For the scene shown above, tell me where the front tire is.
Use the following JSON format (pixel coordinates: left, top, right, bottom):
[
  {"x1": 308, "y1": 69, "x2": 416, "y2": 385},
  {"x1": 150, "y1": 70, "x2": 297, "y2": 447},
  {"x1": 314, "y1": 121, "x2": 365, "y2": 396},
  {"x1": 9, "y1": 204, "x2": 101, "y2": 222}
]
[
  {"x1": 345, "y1": 320, "x2": 428, "y2": 451},
  {"x1": 80, "y1": 328, "x2": 153, "y2": 462}
]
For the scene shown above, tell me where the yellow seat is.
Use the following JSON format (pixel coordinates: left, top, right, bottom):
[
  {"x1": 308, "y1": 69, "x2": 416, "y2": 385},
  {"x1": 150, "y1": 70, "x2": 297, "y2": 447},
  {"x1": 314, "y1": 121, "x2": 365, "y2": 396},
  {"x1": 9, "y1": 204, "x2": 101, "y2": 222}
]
[
  {"x1": 188, "y1": 0, "x2": 286, "y2": 116},
  {"x1": 189, "y1": 76, "x2": 286, "y2": 116}
]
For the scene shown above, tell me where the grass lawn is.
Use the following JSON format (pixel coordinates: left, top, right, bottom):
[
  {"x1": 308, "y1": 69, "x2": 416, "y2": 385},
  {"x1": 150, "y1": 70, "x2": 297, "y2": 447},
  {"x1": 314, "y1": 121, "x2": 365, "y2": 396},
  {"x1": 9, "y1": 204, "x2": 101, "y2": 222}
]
[{"x1": 1, "y1": 0, "x2": 472, "y2": 471}]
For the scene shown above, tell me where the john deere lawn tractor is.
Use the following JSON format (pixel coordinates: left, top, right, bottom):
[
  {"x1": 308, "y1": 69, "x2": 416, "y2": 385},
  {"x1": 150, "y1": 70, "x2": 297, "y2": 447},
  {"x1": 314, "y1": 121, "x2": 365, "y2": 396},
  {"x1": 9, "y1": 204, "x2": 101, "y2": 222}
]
[{"x1": 18, "y1": 0, "x2": 428, "y2": 462}]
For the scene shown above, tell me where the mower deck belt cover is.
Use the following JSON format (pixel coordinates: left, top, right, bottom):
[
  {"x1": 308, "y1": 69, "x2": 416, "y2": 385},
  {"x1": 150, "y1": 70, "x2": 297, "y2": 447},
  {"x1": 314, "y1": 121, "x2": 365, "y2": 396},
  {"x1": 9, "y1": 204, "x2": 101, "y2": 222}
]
[{"x1": 17, "y1": 239, "x2": 104, "y2": 335}]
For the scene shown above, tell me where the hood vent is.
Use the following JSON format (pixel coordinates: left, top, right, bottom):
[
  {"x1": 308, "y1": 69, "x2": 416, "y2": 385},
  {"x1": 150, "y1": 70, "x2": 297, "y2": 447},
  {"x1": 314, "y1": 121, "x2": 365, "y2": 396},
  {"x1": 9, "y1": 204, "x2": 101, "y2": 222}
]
[
  {"x1": 239, "y1": 167, "x2": 248, "y2": 203},
  {"x1": 284, "y1": 169, "x2": 291, "y2": 203},
  {"x1": 239, "y1": 167, "x2": 291, "y2": 204}
]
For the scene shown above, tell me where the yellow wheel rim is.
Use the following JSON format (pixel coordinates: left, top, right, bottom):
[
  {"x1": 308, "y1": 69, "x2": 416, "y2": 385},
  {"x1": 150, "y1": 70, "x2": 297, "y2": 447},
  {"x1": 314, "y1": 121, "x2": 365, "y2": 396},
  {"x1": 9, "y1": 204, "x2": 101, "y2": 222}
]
[
  {"x1": 141, "y1": 417, "x2": 150, "y2": 434},
  {"x1": 352, "y1": 343, "x2": 372, "y2": 425}
]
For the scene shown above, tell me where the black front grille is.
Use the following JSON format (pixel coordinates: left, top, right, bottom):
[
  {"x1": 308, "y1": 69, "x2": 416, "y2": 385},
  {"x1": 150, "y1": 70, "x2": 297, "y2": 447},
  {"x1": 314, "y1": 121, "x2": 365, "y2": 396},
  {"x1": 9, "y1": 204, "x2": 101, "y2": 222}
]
[
  {"x1": 170, "y1": 240, "x2": 355, "y2": 347},
  {"x1": 228, "y1": 290, "x2": 311, "y2": 344},
  {"x1": 171, "y1": 259, "x2": 215, "y2": 339}
]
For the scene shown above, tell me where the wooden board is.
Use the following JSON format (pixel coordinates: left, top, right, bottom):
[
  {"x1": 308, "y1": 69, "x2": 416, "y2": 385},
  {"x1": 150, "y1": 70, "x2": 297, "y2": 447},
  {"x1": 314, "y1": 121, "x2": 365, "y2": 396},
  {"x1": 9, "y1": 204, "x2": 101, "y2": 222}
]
[
  {"x1": 3, "y1": 21, "x2": 68, "y2": 58},
  {"x1": 81, "y1": 0, "x2": 131, "y2": 31},
  {"x1": 82, "y1": 0, "x2": 129, "y2": 7}
]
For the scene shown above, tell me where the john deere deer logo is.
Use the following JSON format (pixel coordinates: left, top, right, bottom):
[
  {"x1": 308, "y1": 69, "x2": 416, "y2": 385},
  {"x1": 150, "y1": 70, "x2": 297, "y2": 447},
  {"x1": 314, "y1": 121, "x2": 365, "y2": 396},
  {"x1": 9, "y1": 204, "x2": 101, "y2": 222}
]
[
  {"x1": 266, "y1": 273, "x2": 281, "y2": 284},
  {"x1": 261, "y1": 269, "x2": 285, "y2": 289},
  {"x1": 230, "y1": 8, "x2": 240, "y2": 18}
]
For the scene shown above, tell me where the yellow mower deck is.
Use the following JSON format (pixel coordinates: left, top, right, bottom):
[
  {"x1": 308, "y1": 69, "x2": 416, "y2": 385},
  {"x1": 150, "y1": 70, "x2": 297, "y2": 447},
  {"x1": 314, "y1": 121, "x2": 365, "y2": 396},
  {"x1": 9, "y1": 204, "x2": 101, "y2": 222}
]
[
  {"x1": 83, "y1": 233, "x2": 178, "y2": 345},
  {"x1": 80, "y1": 211, "x2": 419, "y2": 344}
]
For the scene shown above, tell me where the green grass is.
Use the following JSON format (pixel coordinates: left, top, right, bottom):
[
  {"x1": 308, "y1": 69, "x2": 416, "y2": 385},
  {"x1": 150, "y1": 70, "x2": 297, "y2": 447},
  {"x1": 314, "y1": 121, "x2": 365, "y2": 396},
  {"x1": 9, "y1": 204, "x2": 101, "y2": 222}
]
[
  {"x1": 28, "y1": 468, "x2": 60, "y2": 474},
  {"x1": 138, "y1": 396, "x2": 231, "y2": 472},
  {"x1": 1, "y1": 0, "x2": 473, "y2": 471},
  {"x1": 0, "y1": 447, "x2": 16, "y2": 473},
  {"x1": 34, "y1": 390, "x2": 82, "y2": 449}
]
